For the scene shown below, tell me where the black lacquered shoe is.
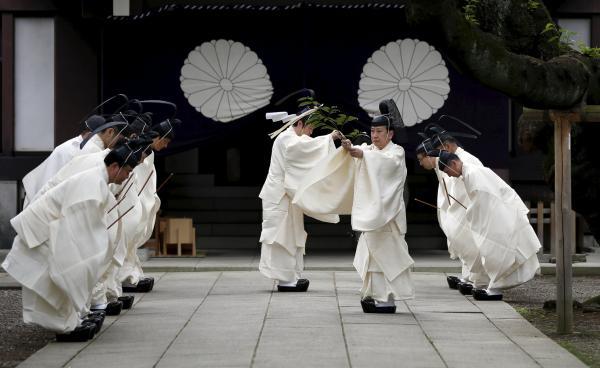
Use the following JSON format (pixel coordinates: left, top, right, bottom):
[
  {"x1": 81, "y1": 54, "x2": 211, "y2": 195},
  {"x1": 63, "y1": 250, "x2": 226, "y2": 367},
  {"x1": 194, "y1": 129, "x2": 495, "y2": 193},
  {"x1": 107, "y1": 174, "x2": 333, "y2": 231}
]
[
  {"x1": 277, "y1": 279, "x2": 309, "y2": 292},
  {"x1": 458, "y1": 282, "x2": 474, "y2": 295},
  {"x1": 92, "y1": 301, "x2": 123, "y2": 316},
  {"x1": 87, "y1": 310, "x2": 106, "y2": 319},
  {"x1": 360, "y1": 297, "x2": 396, "y2": 314},
  {"x1": 55, "y1": 323, "x2": 96, "y2": 342},
  {"x1": 123, "y1": 278, "x2": 153, "y2": 293},
  {"x1": 83, "y1": 316, "x2": 103, "y2": 333},
  {"x1": 447, "y1": 276, "x2": 460, "y2": 289},
  {"x1": 118, "y1": 295, "x2": 135, "y2": 309},
  {"x1": 472, "y1": 288, "x2": 503, "y2": 301}
]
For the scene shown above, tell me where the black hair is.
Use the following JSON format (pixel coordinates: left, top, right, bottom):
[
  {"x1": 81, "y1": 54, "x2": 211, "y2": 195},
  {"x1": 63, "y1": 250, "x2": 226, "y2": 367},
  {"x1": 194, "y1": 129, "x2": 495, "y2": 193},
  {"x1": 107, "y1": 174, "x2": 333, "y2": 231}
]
[
  {"x1": 438, "y1": 151, "x2": 461, "y2": 171},
  {"x1": 104, "y1": 147, "x2": 139, "y2": 168}
]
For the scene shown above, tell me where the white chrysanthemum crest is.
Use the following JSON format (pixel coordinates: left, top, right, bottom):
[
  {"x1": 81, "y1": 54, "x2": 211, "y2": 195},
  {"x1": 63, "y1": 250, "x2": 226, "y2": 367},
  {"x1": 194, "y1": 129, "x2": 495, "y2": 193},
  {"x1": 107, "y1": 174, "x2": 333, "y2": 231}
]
[
  {"x1": 180, "y1": 39, "x2": 273, "y2": 123},
  {"x1": 358, "y1": 39, "x2": 450, "y2": 126}
]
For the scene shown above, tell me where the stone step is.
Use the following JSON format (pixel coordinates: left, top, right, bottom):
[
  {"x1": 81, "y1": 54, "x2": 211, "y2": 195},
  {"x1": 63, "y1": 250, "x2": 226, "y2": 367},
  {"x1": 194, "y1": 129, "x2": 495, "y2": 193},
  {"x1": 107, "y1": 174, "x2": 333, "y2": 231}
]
[
  {"x1": 164, "y1": 210, "x2": 261, "y2": 223},
  {"x1": 162, "y1": 210, "x2": 353, "y2": 224},
  {"x1": 193, "y1": 222, "x2": 444, "y2": 237},
  {"x1": 195, "y1": 235, "x2": 446, "y2": 250},
  {"x1": 165, "y1": 197, "x2": 261, "y2": 211},
  {"x1": 169, "y1": 174, "x2": 215, "y2": 187},
  {"x1": 164, "y1": 186, "x2": 260, "y2": 198}
]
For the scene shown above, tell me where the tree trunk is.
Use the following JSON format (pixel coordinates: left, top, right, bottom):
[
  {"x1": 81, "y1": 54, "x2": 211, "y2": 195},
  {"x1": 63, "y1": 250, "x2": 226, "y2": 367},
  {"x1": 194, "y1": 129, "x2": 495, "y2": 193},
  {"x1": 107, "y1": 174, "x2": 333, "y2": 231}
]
[{"x1": 405, "y1": 0, "x2": 597, "y2": 109}]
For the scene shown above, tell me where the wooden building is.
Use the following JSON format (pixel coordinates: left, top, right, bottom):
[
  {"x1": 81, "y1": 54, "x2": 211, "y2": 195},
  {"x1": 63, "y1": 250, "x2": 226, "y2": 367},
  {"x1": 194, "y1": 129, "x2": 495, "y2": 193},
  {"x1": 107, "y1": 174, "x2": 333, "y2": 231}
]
[{"x1": 0, "y1": 0, "x2": 598, "y2": 250}]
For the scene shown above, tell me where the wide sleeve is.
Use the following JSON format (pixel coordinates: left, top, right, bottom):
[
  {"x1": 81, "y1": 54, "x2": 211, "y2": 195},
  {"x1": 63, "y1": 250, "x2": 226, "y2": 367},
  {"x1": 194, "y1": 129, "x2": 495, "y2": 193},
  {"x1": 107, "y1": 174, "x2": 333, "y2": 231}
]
[
  {"x1": 293, "y1": 147, "x2": 355, "y2": 217},
  {"x1": 284, "y1": 134, "x2": 335, "y2": 197},
  {"x1": 47, "y1": 198, "x2": 111, "y2": 313},
  {"x1": 351, "y1": 145, "x2": 407, "y2": 232}
]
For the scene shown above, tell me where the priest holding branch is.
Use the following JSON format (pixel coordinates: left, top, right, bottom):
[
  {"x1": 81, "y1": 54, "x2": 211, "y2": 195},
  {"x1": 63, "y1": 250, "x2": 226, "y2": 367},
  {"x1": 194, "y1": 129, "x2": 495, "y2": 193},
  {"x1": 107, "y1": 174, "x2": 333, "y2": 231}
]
[{"x1": 293, "y1": 109, "x2": 414, "y2": 313}]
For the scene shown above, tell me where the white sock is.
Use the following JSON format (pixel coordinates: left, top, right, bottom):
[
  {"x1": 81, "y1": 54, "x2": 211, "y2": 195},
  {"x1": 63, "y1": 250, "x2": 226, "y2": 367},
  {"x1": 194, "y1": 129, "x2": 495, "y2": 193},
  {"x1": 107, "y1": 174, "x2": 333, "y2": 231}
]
[
  {"x1": 91, "y1": 303, "x2": 107, "y2": 310},
  {"x1": 278, "y1": 280, "x2": 297, "y2": 287},
  {"x1": 486, "y1": 288, "x2": 502, "y2": 295}
]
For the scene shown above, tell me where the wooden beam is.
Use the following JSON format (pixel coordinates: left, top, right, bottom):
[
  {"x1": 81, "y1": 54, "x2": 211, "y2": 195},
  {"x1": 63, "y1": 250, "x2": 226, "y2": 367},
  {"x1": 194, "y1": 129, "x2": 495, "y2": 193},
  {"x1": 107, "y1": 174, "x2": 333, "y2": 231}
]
[
  {"x1": 1, "y1": 13, "x2": 14, "y2": 155},
  {"x1": 0, "y1": 0, "x2": 56, "y2": 11},
  {"x1": 550, "y1": 201, "x2": 556, "y2": 255},
  {"x1": 522, "y1": 106, "x2": 600, "y2": 123}
]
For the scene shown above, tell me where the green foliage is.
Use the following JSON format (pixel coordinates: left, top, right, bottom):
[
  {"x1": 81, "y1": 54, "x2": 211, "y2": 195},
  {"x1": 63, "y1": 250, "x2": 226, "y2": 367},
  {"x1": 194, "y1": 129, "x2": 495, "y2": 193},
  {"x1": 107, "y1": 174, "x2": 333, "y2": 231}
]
[
  {"x1": 463, "y1": 0, "x2": 480, "y2": 26},
  {"x1": 527, "y1": 0, "x2": 540, "y2": 10},
  {"x1": 579, "y1": 45, "x2": 600, "y2": 59},
  {"x1": 540, "y1": 22, "x2": 559, "y2": 42},
  {"x1": 297, "y1": 96, "x2": 363, "y2": 140},
  {"x1": 539, "y1": 23, "x2": 599, "y2": 56}
]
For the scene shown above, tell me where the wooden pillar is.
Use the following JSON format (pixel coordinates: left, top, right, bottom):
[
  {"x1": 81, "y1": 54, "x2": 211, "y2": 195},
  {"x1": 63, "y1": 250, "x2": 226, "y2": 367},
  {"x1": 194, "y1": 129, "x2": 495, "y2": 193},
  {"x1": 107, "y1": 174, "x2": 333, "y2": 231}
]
[
  {"x1": 1, "y1": 13, "x2": 15, "y2": 155},
  {"x1": 550, "y1": 201, "x2": 556, "y2": 256},
  {"x1": 550, "y1": 110, "x2": 577, "y2": 334}
]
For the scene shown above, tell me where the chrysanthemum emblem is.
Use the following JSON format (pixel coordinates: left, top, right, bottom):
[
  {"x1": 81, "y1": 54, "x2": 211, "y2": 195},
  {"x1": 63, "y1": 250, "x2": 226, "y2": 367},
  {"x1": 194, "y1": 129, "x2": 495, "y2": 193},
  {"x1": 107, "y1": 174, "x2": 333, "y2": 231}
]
[
  {"x1": 358, "y1": 39, "x2": 450, "y2": 126},
  {"x1": 180, "y1": 39, "x2": 273, "y2": 123}
]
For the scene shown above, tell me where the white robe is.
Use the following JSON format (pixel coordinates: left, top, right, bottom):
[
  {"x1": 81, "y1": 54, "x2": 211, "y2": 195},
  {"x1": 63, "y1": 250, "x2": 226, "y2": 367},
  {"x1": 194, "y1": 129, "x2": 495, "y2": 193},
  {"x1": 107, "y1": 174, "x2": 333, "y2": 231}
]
[
  {"x1": 294, "y1": 142, "x2": 415, "y2": 302},
  {"x1": 22, "y1": 135, "x2": 83, "y2": 207},
  {"x1": 118, "y1": 152, "x2": 160, "y2": 285},
  {"x1": 258, "y1": 128, "x2": 335, "y2": 282},
  {"x1": 33, "y1": 149, "x2": 110, "y2": 203},
  {"x1": 461, "y1": 163, "x2": 541, "y2": 290},
  {"x1": 436, "y1": 147, "x2": 488, "y2": 286},
  {"x1": 2, "y1": 166, "x2": 115, "y2": 332},
  {"x1": 79, "y1": 134, "x2": 105, "y2": 156},
  {"x1": 33, "y1": 149, "x2": 125, "y2": 307}
]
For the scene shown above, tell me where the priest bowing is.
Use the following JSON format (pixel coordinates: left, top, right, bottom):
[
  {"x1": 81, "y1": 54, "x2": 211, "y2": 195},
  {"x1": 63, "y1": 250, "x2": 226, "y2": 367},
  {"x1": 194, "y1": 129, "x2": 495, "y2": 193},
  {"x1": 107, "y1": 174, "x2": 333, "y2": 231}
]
[
  {"x1": 2, "y1": 145, "x2": 142, "y2": 341},
  {"x1": 437, "y1": 151, "x2": 541, "y2": 300}
]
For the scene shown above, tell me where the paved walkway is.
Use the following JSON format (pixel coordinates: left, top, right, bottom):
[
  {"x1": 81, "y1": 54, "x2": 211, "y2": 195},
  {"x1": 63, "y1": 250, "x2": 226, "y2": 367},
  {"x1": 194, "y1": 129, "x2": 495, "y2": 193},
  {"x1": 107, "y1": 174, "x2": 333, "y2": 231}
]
[
  {"x1": 139, "y1": 249, "x2": 600, "y2": 275},
  {"x1": 18, "y1": 271, "x2": 586, "y2": 368}
]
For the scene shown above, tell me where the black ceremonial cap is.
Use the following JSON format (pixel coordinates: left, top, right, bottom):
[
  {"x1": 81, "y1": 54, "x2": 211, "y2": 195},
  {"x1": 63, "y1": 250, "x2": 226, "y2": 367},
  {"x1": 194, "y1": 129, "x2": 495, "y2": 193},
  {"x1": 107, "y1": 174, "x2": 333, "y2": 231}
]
[{"x1": 371, "y1": 115, "x2": 391, "y2": 128}]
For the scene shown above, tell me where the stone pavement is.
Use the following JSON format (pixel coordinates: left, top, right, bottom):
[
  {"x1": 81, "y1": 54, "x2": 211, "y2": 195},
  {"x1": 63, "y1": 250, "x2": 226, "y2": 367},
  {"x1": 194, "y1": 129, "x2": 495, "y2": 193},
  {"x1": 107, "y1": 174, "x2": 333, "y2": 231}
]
[
  {"x1": 17, "y1": 271, "x2": 586, "y2": 368},
  {"x1": 139, "y1": 248, "x2": 600, "y2": 275}
]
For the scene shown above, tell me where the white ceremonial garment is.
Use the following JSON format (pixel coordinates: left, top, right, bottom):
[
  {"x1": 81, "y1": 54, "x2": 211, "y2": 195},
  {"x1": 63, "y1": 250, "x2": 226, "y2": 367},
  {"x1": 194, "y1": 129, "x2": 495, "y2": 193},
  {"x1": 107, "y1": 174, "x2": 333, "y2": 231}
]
[
  {"x1": 79, "y1": 134, "x2": 105, "y2": 155},
  {"x1": 294, "y1": 142, "x2": 415, "y2": 302},
  {"x1": 2, "y1": 166, "x2": 115, "y2": 332},
  {"x1": 461, "y1": 163, "x2": 541, "y2": 290},
  {"x1": 33, "y1": 149, "x2": 125, "y2": 309},
  {"x1": 118, "y1": 152, "x2": 160, "y2": 285},
  {"x1": 436, "y1": 147, "x2": 488, "y2": 286},
  {"x1": 22, "y1": 135, "x2": 84, "y2": 207},
  {"x1": 33, "y1": 149, "x2": 110, "y2": 203},
  {"x1": 259, "y1": 128, "x2": 335, "y2": 282}
]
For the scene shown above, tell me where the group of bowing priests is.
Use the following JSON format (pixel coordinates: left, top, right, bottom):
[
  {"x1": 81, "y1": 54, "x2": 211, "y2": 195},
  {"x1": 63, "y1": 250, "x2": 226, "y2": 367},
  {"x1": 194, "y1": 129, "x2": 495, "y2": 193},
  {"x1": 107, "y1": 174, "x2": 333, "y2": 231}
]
[
  {"x1": 2, "y1": 96, "x2": 180, "y2": 341},
  {"x1": 259, "y1": 102, "x2": 541, "y2": 313}
]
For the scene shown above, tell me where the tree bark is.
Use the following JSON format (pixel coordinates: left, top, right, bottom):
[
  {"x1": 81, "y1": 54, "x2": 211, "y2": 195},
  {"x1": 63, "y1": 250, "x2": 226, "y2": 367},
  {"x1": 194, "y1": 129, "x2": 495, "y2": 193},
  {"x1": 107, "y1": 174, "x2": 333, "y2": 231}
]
[{"x1": 405, "y1": 0, "x2": 597, "y2": 109}]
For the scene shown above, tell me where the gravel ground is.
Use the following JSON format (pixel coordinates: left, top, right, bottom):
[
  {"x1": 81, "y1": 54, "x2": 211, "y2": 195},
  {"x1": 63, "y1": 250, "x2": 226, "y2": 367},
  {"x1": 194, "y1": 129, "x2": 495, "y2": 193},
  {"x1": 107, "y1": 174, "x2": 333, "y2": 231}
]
[
  {"x1": 0, "y1": 290, "x2": 54, "y2": 368},
  {"x1": 504, "y1": 275, "x2": 600, "y2": 368}
]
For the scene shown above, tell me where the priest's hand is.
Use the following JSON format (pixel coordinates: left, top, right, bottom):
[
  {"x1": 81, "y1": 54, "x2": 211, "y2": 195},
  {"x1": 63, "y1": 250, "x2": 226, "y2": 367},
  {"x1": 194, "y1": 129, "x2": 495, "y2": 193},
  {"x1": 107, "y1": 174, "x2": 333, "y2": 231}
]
[
  {"x1": 341, "y1": 139, "x2": 352, "y2": 150},
  {"x1": 349, "y1": 147, "x2": 363, "y2": 158},
  {"x1": 331, "y1": 130, "x2": 343, "y2": 141}
]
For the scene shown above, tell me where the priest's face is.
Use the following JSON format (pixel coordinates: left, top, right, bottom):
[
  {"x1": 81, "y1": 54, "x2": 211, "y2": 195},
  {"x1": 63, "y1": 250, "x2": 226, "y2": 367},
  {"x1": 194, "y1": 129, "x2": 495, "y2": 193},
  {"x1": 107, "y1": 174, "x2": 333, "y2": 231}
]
[
  {"x1": 371, "y1": 127, "x2": 392, "y2": 150},
  {"x1": 417, "y1": 153, "x2": 436, "y2": 170},
  {"x1": 294, "y1": 121, "x2": 314, "y2": 136},
  {"x1": 100, "y1": 128, "x2": 123, "y2": 149},
  {"x1": 442, "y1": 159, "x2": 463, "y2": 178},
  {"x1": 152, "y1": 137, "x2": 171, "y2": 151},
  {"x1": 108, "y1": 163, "x2": 134, "y2": 184}
]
